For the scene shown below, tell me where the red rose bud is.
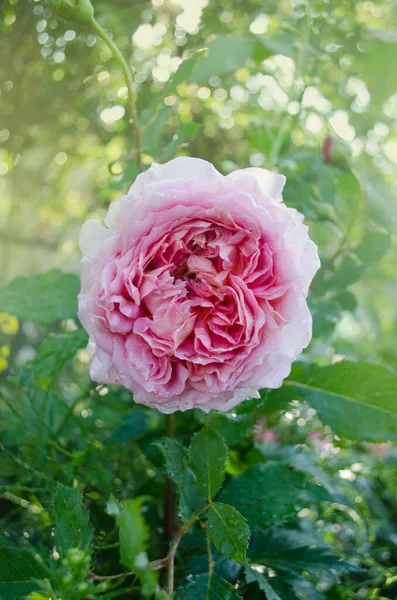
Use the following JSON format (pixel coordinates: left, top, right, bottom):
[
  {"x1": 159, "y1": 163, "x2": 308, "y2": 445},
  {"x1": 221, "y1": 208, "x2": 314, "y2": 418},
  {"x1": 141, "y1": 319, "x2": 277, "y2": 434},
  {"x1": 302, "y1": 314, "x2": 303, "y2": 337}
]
[
  {"x1": 50, "y1": 0, "x2": 94, "y2": 25},
  {"x1": 321, "y1": 135, "x2": 352, "y2": 172}
]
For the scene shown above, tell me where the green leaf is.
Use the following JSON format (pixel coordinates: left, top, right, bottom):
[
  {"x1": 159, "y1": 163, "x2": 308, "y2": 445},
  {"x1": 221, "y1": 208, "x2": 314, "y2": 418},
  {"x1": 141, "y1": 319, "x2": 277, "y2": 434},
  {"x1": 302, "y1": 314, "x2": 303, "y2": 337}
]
[
  {"x1": 358, "y1": 173, "x2": 397, "y2": 233},
  {"x1": 288, "y1": 361, "x2": 397, "y2": 441},
  {"x1": 249, "y1": 527, "x2": 350, "y2": 579},
  {"x1": 357, "y1": 30, "x2": 397, "y2": 107},
  {"x1": 163, "y1": 48, "x2": 207, "y2": 96},
  {"x1": 195, "y1": 411, "x2": 255, "y2": 446},
  {"x1": 21, "y1": 329, "x2": 88, "y2": 388},
  {"x1": 156, "y1": 438, "x2": 204, "y2": 522},
  {"x1": 220, "y1": 463, "x2": 307, "y2": 529},
  {"x1": 244, "y1": 567, "x2": 283, "y2": 600},
  {"x1": 53, "y1": 484, "x2": 93, "y2": 557},
  {"x1": 160, "y1": 123, "x2": 199, "y2": 163},
  {"x1": 354, "y1": 230, "x2": 391, "y2": 265},
  {"x1": 189, "y1": 427, "x2": 228, "y2": 500},
  {"x1": 190, "y1": 35, "x2": 255, "y2": 83},
  {"x1": 117, "y1": 498, "x2": 147, "y2": 570},
  {"x1": 255, "y1": 31, "x2": 296, "y2": 59},
  {"x1": 0, "y1": 547, "x2": 51, "y2": 600},
  {"x1": 0, "y1": 270, "x2": 80, "y2": 323},
  {"x1": 176, "y1": 572, "x2": 242, "y2": 599},
  {"x1": 117, "y1": 498, "x2": 157, "y2": 597},
  {"x1": 207, "y1": 502, "x2": 250, "y2": 564}
]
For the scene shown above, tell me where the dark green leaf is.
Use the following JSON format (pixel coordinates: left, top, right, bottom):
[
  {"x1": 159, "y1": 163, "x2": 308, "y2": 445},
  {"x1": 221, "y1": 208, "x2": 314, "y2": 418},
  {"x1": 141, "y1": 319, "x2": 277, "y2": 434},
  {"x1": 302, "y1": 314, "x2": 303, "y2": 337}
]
[
  {"x1": 244, "y1": 567, "x2": 283, "y2": 600},
  {"x1": 21, "y1": 328, "x2": 88, "y2": 388},
  {"x1": 53, "y1": 484, "x2": 93, "y2": 557},
  {"x1": 0, "y1": 547, "x2": 51, "y2": 600},
  {"x1": 289, "y1": 361, "x2": 397, "y2": 441},
  {"x1": 249, "y1": 527, "x2": 350, "y2": 579},
  {"x1": 190, "y1": 35, "x2": 255, "y2": 83},
  {"x1": 0, "y1": 269, "x2": 80, "y2": 323},
  {"x1": 156, "y1": 438, "x2": 204, "y2": 522},
  {"x1": 189, "y1": 427, "x2": 228, "y2": 500},
  {"x1": 221, "y1": 463, "x2": 307, "y2": 529},
  {"x1": 176, "y1": 572, "x2": 242, "y2": 599},
  {"x1": 208, "y1": 502, "x2": 250, "y2": 564}
]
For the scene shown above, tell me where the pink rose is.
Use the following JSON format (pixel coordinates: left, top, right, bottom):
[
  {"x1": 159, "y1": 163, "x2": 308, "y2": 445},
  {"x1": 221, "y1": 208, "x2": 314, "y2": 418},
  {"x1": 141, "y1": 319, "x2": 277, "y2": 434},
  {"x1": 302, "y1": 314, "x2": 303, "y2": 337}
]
[{"x1": 78, "y1": 158, "x2": 319, "y2": 413}]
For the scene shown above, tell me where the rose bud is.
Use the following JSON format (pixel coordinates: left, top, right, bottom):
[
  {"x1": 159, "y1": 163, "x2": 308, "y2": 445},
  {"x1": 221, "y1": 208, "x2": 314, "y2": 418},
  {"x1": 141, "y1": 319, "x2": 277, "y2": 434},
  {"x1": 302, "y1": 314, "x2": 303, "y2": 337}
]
[
  {"x1": 50, "y1": 0, "x2": 94, "y2": 25},
  {"x1": 78, "y1": 158, "x2": 320, "y2": 413},
  {"x1": 322, "y1": 135, "x2": 352, "y2": 172}
]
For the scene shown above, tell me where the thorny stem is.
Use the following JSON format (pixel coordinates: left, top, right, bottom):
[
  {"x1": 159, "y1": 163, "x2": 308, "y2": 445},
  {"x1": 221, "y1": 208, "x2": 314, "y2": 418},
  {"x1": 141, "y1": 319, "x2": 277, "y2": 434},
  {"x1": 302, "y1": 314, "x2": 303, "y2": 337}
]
[{"x1": 89, "y1": 17, "x2": 142, "y2": 171}]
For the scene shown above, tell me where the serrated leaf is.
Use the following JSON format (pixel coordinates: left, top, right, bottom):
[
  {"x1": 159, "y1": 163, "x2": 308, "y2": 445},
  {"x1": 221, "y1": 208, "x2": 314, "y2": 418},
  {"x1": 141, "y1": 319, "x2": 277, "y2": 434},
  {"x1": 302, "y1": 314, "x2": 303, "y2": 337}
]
[
  {"x1": 21, "y1": 329, "x2": 88, "y2": 388},
  {"x1": 208, "y1": 503, "x2": 250, "y2": 564},
  {"x1": 220, "y1": 463, "x2": 307, "y2": 530},
  {"x1": 156, "y1": 438, "x2": 204, "y2": 522},
  {"x1": 244, "y1": 566, "x2": 283, "y2": 600},
  {"x1": 53, "y1": 484, "x2": 93, "y2": 557},
  {"x1": 288, "y1": 361, "x2": 397, "y2": 441},
  {"x1": 0, "y1": 547, "x2": 51, "y2": 600},
  {"x1": 189, "y1": 35, "x2": 255, "y2": 83},
  {"x1": 0, "y1": 270, "x2": 79, "y2": 323},
  {"x1": 189, "y1": 427, "x2": 228, "y2": 500},
  {"x1": 248, "y1": 527, "x2": 350, "y2": 579},
  {"x1": 176, "y1": 572, "x2": 242, "y2": 599}
]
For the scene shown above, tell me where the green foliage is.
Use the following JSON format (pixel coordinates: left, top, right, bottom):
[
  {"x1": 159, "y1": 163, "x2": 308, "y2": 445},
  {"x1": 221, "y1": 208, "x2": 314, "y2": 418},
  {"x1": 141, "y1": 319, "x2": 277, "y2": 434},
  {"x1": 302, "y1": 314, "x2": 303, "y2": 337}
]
[
  {"x1": 207, "y1": 503, "x2": 250, "y2": 564},
  {"x1": 0, "y1": 547, "x2": 51, "y2": 600},
  {"x1": 176, "y1": 572, "x2": 243, "y2": 599},
  {"x1": 21, "y1": 328, "x2": 88, "y2": 388},
  {"x1": 1, "y1": 1, "x2": 397, "y2": 598},
  {"x1": 289, "y1": 361, "x2": 397, "y2": 441},
  {"x1": 189, "y1": 427, "x2": 228, "y2": 500},
  {"x1": 221, "y1": 464, "x2": 308, "y2": 529},
  {"x1": 117, "y1": 498, "x2": 158, "y2": 597},
  {"x1": 189, "y1": 34, "x2": 255, "y2": 83},
  {"x1": 0, "y1": 270, "x2": 80, "y2": 323},
  {"x1": 53, "y1": 484, "x2": 94, "y2": 557},
  {"x1": 156, "y1": 438, "x2": 204, "y2": 522}
]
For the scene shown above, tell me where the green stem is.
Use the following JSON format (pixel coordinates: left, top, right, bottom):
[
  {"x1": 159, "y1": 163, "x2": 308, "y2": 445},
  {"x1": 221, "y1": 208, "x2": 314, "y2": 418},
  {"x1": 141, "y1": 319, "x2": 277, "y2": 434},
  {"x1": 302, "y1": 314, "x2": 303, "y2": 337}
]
[
  {"x1": 90, "y1": 17, "x2": 142, "y2": 171},
  {"x1": 167, "y1": 506, "x2": 209, "y2": 596},
  {"x1": 163, "y1": 414, "x2": 176, "y2": 588}
]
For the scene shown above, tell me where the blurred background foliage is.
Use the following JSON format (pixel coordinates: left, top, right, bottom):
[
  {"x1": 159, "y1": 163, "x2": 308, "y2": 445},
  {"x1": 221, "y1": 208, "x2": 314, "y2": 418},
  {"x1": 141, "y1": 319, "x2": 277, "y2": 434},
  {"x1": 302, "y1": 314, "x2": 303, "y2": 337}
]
[{"x1": 1, "y1": 0, "x2": 397, "y2": 598}]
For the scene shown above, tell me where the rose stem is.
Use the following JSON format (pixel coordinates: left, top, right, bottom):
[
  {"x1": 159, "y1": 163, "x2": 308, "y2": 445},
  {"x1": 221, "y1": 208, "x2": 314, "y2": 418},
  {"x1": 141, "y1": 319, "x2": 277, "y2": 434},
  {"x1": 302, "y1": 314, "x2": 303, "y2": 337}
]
[
  {"x1": 89, "y1": 17, "x2": 143, "y2": 171},
  {"x1": 163, "y1": 413, "x2": 176, "y2": 592}
]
